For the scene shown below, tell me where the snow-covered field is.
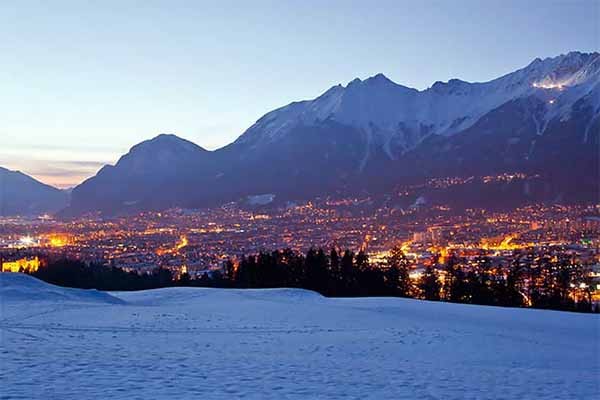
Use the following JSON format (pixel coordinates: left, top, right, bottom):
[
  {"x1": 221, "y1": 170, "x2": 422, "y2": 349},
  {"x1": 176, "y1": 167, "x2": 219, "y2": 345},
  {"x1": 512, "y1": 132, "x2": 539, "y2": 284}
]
[{"x1": 1, "y1": 273, "x2": 598, "y2": 399}]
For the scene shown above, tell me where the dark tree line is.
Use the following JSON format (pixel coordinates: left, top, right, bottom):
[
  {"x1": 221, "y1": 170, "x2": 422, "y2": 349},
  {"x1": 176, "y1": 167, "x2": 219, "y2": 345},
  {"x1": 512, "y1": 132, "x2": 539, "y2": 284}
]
[
  {"x1": 25, "y1": 247, "x2": 598, "y2": 313},
  {"x1": 32, "y1": 259, "x2": 174, "y2": 291},
  {"x1": 229, "y1": 248, "x2": 597, "y2": 312},
  {"x1": 230, "y1": 247, "x2": 413, "y2": 298}
]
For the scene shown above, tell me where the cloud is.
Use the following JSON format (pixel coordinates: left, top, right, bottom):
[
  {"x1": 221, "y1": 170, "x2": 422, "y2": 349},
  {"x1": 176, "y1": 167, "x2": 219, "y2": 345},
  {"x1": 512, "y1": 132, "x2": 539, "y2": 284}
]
[
  {"x1": 53, "y1": 160, "x2": 106, "y2": 168},
  {"x1": 0, "y1": 155, "x2": 111, "y2": 189}
]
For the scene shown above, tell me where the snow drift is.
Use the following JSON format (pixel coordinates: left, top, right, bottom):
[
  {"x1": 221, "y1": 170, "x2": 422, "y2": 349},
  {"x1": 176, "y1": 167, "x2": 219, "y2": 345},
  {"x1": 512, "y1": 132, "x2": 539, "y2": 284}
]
[{"x1": 0, "y1": 273, "x2": 124, "y2": 304}]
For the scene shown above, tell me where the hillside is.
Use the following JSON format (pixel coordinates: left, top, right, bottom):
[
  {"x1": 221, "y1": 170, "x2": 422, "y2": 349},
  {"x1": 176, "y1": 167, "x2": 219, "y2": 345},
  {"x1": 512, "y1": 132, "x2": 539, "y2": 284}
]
[{"x1": 1, "y1": 273, "x2": 598, "y2": 399}]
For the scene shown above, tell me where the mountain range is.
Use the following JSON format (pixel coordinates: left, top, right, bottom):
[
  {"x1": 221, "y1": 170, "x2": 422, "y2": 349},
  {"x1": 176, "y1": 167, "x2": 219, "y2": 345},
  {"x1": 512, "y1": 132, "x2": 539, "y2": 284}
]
[{"x1": 4, "y1": 51, "x2": 599, "y2": 216}]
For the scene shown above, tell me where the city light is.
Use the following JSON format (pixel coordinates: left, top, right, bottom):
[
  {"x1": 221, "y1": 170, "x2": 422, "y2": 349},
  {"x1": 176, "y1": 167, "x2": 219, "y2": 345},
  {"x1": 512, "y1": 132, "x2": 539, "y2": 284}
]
[
  {"x1": 47, "y1": 234, "x2": 70, "y2": 247},
  {"x1": 1, "y1": 256, "x2": 40, "y2": 273},
  {"x1": 532, "y1": 81, "x2": 565, "y2": 90},
  {"x1": 19, "y1": 236, "x2": 35, "y2": 247},
  {"x1": 176, "y1": 235, "x2": 189, "y2": 250}
]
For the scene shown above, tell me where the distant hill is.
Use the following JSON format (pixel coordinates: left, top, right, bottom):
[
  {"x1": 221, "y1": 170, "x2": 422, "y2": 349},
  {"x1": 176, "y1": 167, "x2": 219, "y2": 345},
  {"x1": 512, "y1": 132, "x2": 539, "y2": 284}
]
[
  {"x1": 67, "y1": 134, "x2": 213, "y2": 215},
  {"x1": 0, "y1": 167, "x2": 69, "y2": 216}
]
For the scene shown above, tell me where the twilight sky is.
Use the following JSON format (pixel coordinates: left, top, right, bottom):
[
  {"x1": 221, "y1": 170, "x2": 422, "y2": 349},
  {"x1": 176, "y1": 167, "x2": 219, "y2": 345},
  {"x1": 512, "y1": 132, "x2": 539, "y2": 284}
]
[{"x1": 1, "y1": 0, "x2": 598, "y2": 188}]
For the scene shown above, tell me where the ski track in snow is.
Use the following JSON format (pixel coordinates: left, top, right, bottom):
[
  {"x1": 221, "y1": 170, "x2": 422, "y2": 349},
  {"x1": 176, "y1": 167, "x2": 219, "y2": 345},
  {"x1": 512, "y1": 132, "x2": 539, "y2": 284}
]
[{"x1": 1, "y1": 275, "x2": 598, "y2": 399}]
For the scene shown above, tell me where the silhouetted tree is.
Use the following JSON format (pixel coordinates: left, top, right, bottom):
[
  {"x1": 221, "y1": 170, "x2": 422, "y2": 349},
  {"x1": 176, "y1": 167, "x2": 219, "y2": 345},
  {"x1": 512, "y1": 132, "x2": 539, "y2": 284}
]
[
  {"x1": 178, "y1": 272, "x2": 191, "y2": 286},
  {"x1": 493, "y1": 268, "x2": 524, "y2": 307},
  {"x1": 224, "y1": 259, "x2": 235, "y2": 283},
  {"x1": 340, "y1": 250, "x2": 358, "y2": 295},
  {"x1": 444, "y1": 255, "x2": 468, "y2": 303},
  {"x1": 419, "y1": 265, "x2": 441, "y2": 301},
  {"x1": 385, "y1": 246, "x2": 412, "y2": 297}
]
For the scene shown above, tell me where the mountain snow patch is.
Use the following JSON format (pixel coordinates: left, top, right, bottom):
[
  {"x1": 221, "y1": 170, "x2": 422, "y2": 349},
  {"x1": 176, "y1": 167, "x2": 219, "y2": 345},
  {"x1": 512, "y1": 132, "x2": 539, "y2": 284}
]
[{"x1": 246, "y1": 193, "x2": 276, "y2": 205}]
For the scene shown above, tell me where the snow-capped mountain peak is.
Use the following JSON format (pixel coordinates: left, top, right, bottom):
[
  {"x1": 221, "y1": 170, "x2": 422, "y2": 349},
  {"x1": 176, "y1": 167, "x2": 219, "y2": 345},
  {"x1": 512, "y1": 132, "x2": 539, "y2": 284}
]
[
  {"x1": 528, "y1": 51, "x2": 599, "y2": 89},
  {"x1": 235, "y1": 52, "x2": 599, "y2": 157}
]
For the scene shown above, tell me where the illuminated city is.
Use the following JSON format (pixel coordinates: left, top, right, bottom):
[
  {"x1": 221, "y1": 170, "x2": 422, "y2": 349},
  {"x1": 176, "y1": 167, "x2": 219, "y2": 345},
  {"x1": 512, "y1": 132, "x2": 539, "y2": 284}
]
[{"x1": 2, "y1": 194, "x2": 599, "y2": 303}]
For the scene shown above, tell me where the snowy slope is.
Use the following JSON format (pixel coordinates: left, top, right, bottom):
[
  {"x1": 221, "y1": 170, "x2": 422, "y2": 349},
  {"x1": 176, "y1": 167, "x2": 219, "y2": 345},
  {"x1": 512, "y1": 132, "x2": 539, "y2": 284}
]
[
  {"x1": 1, "y1": 273, "x2": 598, "y2": 399},
  {"x1": 0, "y1": 273, "x2": 123, "y2": 304}
]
